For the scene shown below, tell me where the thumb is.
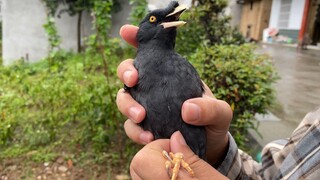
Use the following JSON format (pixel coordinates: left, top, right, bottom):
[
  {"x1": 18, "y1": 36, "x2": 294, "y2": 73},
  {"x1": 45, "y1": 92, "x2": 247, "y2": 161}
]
[{"x1": 170, "y1": 131, "x2": 228, "y2": 179}]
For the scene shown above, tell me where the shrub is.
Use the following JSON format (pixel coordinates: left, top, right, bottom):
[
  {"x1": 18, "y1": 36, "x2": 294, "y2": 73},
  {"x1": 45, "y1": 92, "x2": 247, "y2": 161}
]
[
  {"x1": 129, "y1": 0, "x2": 148, "y2": 26},
  {"x1": 0, "y1": 51, "x2": 135, "y2": 166},
  {"x1": 190, "y1": 44, "x2": 278, "y2": 148},
  {"x1": 176, "y1": 0, "x2": 245, "y2": 57}
]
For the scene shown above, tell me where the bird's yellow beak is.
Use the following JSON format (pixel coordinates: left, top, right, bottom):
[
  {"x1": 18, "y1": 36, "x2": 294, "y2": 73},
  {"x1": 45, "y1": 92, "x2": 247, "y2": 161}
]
[
  {"x1": 162, "y1": 21, "x2": 186, "y2": 29},
  {"x1": 161, "y1": 4, "x2": 188, "y2": 29}
]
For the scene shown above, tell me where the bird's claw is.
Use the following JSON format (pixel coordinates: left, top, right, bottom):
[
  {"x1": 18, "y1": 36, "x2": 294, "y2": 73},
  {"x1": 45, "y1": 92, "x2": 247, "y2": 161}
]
[{"x1": 162, "y1": 150, "x2": 195, "y2": 180}]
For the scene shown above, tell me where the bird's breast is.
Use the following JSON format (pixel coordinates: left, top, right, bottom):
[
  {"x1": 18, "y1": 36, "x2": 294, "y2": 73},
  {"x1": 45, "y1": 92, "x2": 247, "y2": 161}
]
[{"x1": 130, "y1": 50, "x2": 203, "y2": 140}]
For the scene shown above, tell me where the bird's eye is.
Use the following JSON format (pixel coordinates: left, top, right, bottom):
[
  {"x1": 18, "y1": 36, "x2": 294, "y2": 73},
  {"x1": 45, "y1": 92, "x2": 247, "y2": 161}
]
[{"x1": 149, "y1": 16, "x2": 157, "y2": 23}]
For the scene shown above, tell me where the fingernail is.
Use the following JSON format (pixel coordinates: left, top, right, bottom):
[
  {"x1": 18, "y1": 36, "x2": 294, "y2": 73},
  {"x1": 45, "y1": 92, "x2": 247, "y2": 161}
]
[
  {"x1": 184, "y1": 102, "x2": 200, "y2": 122},
  {"x1": 129, "y1": 106, "x2": 141, "y2": 122},
  {"x1": 139, "y1": 131, "x2": 152, "y2": 145},
  {"x1": 123, "y1": 70, "x2": 133, "y2": 85},
  {"x1": 177, "y1": 131, "x2": 187, "y2": 145}
]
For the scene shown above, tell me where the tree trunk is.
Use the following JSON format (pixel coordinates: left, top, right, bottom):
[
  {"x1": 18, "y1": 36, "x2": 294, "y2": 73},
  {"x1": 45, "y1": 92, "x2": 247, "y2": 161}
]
[{"x1": 77, "y1": 10, "x2": 83, "y2": 53}]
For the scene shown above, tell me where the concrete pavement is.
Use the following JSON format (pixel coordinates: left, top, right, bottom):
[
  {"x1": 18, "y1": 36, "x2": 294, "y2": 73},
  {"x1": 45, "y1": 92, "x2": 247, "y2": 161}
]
[{"x1": 250, "y1": 44, "x2": 320, "y2": 147}]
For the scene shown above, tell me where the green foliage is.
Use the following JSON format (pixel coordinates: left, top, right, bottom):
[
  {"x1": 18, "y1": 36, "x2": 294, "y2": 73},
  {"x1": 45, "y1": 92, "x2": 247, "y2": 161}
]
[
  {"x1": 42, "y1": 0, "x2": 62, "y2": 64},
  {"x1": 190, "y1": 44, "x2": 278, "y2": 149},
  {"x1": 85, "y1": 1, "x2": 122, "y2": 124},
  {"x1": 86, "y1": 0, "x2": 113, "y2": 54},
  {"x1": 0, "y1": 51, "x2": 134, "y2": 163},
  {"x1": 41, "y1": 0, "x2": 59, "y2": 16},
  {"x1": 176, "y1": 0, "x2": 245, "y2": 56},
  {"x1": 1, "y1": 0, "x2": 137, "y2": 175},
  {"x1": 41, "y1": 0, "x2": 121, "y2": 17},
  {"x1": 43, "y1": 17, "x2": 61, "y2": 52},
  {"x1": 129, "y1": 0, "x2": 148, "y2": 26},
  {"x1": 41, "y1": 0, "x2": 121, "y2": 53}
]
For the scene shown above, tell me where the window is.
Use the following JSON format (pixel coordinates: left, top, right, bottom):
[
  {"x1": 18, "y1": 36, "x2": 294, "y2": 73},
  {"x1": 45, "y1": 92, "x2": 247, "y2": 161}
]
[{"x1": 278, "y1": 0, "x2": 292, "y2": 28}]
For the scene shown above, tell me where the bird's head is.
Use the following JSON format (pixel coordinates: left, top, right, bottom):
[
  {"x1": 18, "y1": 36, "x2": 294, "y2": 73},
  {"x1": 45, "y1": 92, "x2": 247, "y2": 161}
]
[{"x1": 137, "y1": 1, "x2": 187, "y2": 49}]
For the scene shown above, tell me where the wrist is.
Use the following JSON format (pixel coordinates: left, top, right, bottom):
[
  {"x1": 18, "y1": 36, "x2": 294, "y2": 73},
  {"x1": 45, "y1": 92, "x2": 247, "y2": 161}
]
[{"x1": 206, "y1": 133, "x2": 229, "y2": 167}]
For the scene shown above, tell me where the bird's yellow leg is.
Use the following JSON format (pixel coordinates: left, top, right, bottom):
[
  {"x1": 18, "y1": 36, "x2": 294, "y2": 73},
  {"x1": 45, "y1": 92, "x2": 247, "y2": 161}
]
[
  {"x1": 171, "y1": 157, "x2": 181, "y2": 180},
  {"x1": 162, "y1": 151, "x2": 194, "y2": 180}
]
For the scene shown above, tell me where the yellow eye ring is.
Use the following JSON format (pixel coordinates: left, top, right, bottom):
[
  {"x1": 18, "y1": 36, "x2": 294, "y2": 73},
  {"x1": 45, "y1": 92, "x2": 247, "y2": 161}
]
[{"x1": 149, "y1": 16, "x2": 157, "y2": 23}]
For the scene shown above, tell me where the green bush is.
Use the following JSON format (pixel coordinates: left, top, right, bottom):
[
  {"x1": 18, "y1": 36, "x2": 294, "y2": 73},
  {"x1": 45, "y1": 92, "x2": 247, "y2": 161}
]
[
  {"x1": 176, "y1": 0, "x2": 245, "y2": 57},
  {"x1": 129, "y1": 0, "x2": 148, "y2": 26},
  {"x1": 0, "y1": 50, "x2": 135, "y2": 166},
  {"x1": 0, "y1": 1, "x2": 136, "y2": 176},
  {"x1": 190, "y1": 44, "x2": 278, "y2": 148}
]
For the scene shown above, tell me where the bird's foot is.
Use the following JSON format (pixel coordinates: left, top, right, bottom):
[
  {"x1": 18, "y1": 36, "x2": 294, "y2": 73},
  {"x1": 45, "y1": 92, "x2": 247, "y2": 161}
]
[{"x1": 162, "y1": 150, "x2": 194, "y2": 180}]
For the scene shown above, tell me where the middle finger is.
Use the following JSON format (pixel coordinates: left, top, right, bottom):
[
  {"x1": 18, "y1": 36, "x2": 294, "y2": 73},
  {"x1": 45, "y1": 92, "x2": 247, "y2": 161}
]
[{"x1": 116, "y1": 88, "x2": 146, "y2": 123}]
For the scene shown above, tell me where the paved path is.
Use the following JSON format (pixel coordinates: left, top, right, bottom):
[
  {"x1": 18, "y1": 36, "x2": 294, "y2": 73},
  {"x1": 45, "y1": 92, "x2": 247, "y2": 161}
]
[
  {"x1": 262, "y1": 44, "x2": 320, "y2": 123},
  {"x1": 251, "y1": 44, "x2": 320, "y2": 146}
]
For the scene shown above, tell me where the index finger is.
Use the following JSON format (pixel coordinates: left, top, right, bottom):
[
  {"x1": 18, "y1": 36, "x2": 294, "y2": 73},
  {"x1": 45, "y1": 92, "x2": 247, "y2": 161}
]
[
  {"x1": 130, "y1": 139, "x2": 170, "y2": 180},
  {"x1": 120, "y1": 24, "x2": 139, "y2": 48}
]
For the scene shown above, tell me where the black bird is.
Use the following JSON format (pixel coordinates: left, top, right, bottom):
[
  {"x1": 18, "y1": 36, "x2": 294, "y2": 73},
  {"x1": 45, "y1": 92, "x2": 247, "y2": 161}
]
[{"x1": 127, "y1": 1, "x2": 206, "y2": 161}]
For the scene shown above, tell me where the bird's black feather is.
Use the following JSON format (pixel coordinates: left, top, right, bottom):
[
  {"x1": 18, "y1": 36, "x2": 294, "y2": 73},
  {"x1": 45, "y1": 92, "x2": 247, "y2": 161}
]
[{"x1": 129, "y1": 1, "x2": 207, "y2": 159}]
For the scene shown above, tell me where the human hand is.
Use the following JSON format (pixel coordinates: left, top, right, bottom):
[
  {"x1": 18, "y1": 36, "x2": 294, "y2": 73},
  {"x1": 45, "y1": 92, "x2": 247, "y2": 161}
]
[
  {"x1": 116, "y1": 24, "x2": 233, "y2": 166},
  {"x1": 130, "y1": 131, "x2": 228, "y2": 179}
]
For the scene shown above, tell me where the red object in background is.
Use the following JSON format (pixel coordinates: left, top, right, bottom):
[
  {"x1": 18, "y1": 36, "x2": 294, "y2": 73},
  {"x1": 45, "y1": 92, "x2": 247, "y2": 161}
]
[
  {"x1": 299, "y1": 0, "x2": 310, "y2": 41},
  {"x1": 269, "y1": 28, "x2": 279, "y2": 36}
]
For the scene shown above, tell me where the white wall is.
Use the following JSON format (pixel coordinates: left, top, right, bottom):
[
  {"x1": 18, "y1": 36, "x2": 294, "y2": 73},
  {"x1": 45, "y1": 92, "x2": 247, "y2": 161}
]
[
  {"x1": 147, "y1": 0, "x2": 192, "y2": 10},
  {"x1": 288, "y1": 0, "x2": 305, "y2": 29},
  {"x1": 110, "y1": 0, "x2": 132, "y2": 38},
  {"x1": 2, "y1": 0, "x2": 90, "y2": 65},
  {"x1": 225, "y1": 0, "x2": 242, "y2": 27},
  {"x1": 55, "y1": 8, "x2": 94, "y2": 52},
  {"x1": 2, "y1": 0, "x2": 49, "y2": 65},
  {"x1": 0, "y1": 0, "x2": 2, "y2": 21}
]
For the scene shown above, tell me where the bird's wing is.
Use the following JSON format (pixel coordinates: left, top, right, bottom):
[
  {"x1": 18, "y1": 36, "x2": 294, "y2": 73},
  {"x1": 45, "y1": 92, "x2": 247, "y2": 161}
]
[{"x1": 163, "y1": 53, "x2": 204, "y2": 98}]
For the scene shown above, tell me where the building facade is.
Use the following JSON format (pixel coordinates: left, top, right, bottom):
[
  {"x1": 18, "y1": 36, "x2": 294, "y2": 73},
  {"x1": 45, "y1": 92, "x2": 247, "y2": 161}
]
[
  {"x1": 269, "y1": 0, "x2": 305, "y2": 43},
  {"x1": 239, "y1": 0, "x2": 320, "y2": 45},
  {"x1": 270, "y1": 0, "x2": 320, "y2": 44}
]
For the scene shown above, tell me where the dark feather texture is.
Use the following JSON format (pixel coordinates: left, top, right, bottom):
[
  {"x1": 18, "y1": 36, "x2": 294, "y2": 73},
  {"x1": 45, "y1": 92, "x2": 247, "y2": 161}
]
[{"x1": 128, "y1": 1, "x2": 206, "y2": 159}]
